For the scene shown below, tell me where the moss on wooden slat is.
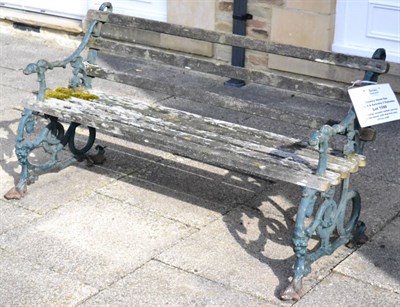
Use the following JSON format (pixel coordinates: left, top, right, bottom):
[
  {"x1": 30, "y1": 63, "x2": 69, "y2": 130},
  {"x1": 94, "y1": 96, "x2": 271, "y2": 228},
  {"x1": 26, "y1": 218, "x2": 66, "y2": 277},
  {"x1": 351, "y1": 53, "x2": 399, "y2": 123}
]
[{"x1": 45, "y1": 87, "x2": 99, "y2": 101}]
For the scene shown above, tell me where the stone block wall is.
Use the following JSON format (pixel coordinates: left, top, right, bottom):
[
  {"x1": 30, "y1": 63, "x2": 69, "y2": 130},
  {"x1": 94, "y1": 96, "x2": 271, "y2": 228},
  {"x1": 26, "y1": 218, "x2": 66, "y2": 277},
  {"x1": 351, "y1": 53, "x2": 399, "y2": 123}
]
[
  {"x1": 215, "y1": 0, "x2": 277, "y2": 68},
  {"x1": 214, "y1": 0, "x2": 336, "y2": 69},
  {"x1": 166, "y1": 0, "x2": 215, "y2": 57},
  {"x1": 212, "y1": 0, "x2": 398, "y2": 92}
]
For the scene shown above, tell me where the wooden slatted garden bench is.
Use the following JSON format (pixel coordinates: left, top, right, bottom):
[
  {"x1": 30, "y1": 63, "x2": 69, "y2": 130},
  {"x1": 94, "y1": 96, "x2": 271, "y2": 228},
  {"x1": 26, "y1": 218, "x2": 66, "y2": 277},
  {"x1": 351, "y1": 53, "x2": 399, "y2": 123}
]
[{"x1": 4, "y1": 2, "x2": 390, "y2": 301}]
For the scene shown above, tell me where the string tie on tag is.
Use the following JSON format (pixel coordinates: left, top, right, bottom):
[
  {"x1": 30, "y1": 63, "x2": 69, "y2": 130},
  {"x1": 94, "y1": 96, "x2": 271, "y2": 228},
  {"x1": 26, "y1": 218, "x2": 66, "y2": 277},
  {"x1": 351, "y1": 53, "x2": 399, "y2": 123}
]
[{"x1": 348, "y1": 80, "x2": 378, "y2": 89}]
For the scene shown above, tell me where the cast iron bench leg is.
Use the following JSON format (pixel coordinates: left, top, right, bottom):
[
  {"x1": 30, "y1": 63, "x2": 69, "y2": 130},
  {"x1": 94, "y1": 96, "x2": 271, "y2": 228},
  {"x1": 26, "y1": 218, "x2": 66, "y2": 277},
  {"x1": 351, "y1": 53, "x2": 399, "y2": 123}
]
[
  {"x1": 4, "y1": 109, "x2": 96, "y2": 200},
  {"x1": 281, "y1": 178, "x2": 367, "y2": 300}
]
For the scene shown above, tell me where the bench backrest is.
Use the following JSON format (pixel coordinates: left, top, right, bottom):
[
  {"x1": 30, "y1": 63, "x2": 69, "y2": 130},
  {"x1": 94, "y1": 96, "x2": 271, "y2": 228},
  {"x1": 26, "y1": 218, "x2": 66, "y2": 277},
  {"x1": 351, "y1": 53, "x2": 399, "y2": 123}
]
[{"x1": 84, "y1": 9, "x2": 388, "y2": 101}]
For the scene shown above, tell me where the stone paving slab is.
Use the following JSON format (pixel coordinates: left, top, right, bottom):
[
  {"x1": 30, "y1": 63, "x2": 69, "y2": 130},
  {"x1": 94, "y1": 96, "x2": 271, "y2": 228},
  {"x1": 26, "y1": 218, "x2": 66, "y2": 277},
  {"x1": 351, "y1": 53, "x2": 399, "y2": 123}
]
[
  {"x1": 4, "y1": 164, "x2": 120, "y2": 214},
  {"x1": 296, "y1": 272, "x2": 400, "y2": 307},
  {"x1": 94, "y1": 135, "x2": 268, "y2": 228},
  {"x1": 156, "y1": 193, "x2": 355, "y2": 304},
  {"x1": 97, "y1": 176, "x2": 229, "y2": 229},
  {"x1": 0, "y1": 66, "x2": 36, "y2": 92},
  {"x1": 0, "y1": 31, "x2": 75, "y2": 71},
  {"x1": 352, "y1": 174, "x2": 400, "y2": 236},
  {"x1": 334, "y1": 216, "x2": 400, "y2": 293},
  {"x1": 81, "y1": 260, "x2": 270, "y2": 307},
  {"x1": 0, "y1": 249, "x2": 98, "y2": 307},
  {"x1": 0, "y1": 193, "x2": 196, "y2": 289},
  {"x1": 0, "y1": 83, "x2": 33, "y2": 112},
  {"x1": 246, "y1": 181, "x2": 302, "y2": 214},
  {"x1": 155, "y1": 204, "x2": 296, "y2": 305},
  {"x1": 131, "y1": 159, "x2": 259, "y2": 207},
  {"x1": 0, "y1": 63, "x2": 69, "y2": 95},
  {"x1": 89, "y1": 137, "x2": 166, "y2": 177},
  {"x1": 94, "y1": 142, "x2": 267, "y2": 229},
  {"x1": 0, "y1": 108, "x2": 24, "y2": 193},
  {"x1": 0, "y1": 108, "x2": 20, "y2": 165},
  {"x1": 0, "y1": 199, "x2": 40, "y2": 234},
  {"x1": 246, "y1": 168, "x2": 400, "y2": 237},
  {"x1": 146, "y1": 147, "x2": 270, "y2": 193}
]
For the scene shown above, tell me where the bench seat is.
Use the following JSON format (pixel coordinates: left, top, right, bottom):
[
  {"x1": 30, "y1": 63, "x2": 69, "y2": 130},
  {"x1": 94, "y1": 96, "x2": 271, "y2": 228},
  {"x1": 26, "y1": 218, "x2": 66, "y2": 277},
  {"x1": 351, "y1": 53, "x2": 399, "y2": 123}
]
[{"x1": 28, "y1": 91, "x2": 365, "y2": 192}]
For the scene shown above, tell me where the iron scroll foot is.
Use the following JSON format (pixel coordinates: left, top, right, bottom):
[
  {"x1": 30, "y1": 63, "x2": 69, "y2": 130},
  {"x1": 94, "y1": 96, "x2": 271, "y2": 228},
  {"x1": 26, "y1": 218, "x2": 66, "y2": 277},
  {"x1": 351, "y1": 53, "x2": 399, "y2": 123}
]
[{"x1": 4, "y1": 109, "x2": 98, "y2": 200}]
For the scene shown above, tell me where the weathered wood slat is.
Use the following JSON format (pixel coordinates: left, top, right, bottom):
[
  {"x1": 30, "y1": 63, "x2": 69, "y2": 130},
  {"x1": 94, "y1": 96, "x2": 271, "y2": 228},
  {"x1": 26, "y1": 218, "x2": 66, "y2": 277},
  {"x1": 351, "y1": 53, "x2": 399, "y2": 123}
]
[
  {"x1": 84, "y1": 91, "x2": 362, "y2": 175},
  {"x1": 85, "y1": 62, "x2": 336, "y2": 129},
  {"x1": 86, "y1": 10, "x2": 388, "y2": 74},
  {"x1": 61, "y1": 88, "x2": 362, "y2": 176},
  {"x1": 86, "y1": 42, "x2": 348, "y2": 101},
  {"x1": 26, "y1": 94, "x2": 364, "y2": 191},
  {"x1": 27, "y1": 98, "x2": 333, "y2": 191},
  {"x1": 101, "y1": 94, "x2": 364, "y2": 175}
]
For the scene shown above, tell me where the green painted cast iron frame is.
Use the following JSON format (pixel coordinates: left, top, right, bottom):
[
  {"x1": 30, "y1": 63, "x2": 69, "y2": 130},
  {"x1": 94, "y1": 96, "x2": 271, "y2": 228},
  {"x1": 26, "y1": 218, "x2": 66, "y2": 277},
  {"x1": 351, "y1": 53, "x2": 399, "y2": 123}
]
[
  {"x1": 11, "y1": 2, "x2": 112, "y2": 195},
  {"x1": 7, "y1": 2, "x2": 386, "y2": 301},
  {"x1": 281, "y1": 48, "x2": 386, "y2": 300}
]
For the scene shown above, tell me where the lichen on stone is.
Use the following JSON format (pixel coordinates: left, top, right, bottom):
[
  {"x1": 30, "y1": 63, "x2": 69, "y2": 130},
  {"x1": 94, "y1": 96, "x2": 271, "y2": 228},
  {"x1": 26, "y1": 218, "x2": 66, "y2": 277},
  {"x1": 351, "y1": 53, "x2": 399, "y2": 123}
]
[{"x1": 45, "y1": 87, "x2": 99, "y2": 101}]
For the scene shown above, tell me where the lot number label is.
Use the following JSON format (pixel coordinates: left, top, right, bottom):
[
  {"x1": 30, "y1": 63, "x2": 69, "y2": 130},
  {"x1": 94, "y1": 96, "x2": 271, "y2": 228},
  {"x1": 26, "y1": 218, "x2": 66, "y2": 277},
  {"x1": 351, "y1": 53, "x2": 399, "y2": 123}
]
[{"x1": 349, "y1": 83, "x2": 400, "y2": 127}]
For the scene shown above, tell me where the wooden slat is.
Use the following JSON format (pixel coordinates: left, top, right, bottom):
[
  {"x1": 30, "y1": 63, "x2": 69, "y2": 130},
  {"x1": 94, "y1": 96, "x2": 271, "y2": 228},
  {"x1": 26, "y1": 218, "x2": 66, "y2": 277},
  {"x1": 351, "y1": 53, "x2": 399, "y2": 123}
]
[
  {"x1": 90, "y1": 38, "x2": 349, "y2": 100},
  {"x1": 27, "y1": 98, "x2": 333, "y2": 191},
  {"x1": 66, "y1": 85, "x2": 362, "y2": 176},
  {"x1": 85, "y1": 64, "x2": 338, "y2": 129},
  {"x1": 99, "y1": 92, "x2": 364, "y2": 175},
  {"x1": 86, "y1": 43, "x2": 348, "y2": 101},
  {"x1": 85, "y1": 62, "x2": 340, "y2": 129},
  {"x1": 85, "y1": 91, "x2": 362, "y2": 176},
  {"x1": 26, "y1": 94, "x2": 364, "y2": 192},
  {"x1": 85, "y1": 10, "x2": 388, "y2": 74}
]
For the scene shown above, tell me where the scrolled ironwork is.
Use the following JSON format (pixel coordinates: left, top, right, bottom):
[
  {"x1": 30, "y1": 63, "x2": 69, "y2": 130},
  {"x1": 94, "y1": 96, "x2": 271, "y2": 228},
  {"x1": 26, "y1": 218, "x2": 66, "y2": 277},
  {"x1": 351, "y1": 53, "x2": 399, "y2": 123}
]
[
  {"x1": 22, "y1": 2, "x2": 112, "y2": 99},
  {"x1": 282, "y1": 177, "x2": 364, "y2": 300},
  {"x1": 6, "y1": 3, "x2": 114, "y2": 199},
  {"x1": 9, "y1": 110, "x2": 96, "y2": 198},
  {"x1": 99, "y1": 2, "x2": 113, "y2": 12},
  {"x1": 282, "y1": 83, "x2": 373, "y2": 300},
  {"x1": 64, "y1": 123, "x2": 96, "y2": 156}
]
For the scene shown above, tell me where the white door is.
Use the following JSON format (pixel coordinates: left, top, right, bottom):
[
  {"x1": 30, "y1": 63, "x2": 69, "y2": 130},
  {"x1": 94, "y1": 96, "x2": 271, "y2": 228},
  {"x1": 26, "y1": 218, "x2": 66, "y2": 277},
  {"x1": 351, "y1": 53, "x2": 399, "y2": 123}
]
[
  {"x1": 1, "y1": 0, "x2": 167, "y2": 21},
  {"x1": 333, "y1": 0, "x2": 400, "y2": 63}
]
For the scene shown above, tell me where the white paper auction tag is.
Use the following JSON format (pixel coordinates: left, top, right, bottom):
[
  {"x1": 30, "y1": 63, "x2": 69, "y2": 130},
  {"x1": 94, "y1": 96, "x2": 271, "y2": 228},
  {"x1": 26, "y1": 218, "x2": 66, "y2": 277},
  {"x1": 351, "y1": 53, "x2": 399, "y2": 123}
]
[{"x1": 348, "y1": 83, "x2": 400, "y2": 127}]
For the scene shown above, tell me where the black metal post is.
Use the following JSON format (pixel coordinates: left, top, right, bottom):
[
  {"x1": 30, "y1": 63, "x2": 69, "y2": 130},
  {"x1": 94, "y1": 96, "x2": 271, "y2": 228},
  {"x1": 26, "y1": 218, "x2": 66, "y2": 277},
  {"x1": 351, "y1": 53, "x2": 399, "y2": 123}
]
[{"x1": 224, "y1": 0, "x2": 252, "y2": 87}]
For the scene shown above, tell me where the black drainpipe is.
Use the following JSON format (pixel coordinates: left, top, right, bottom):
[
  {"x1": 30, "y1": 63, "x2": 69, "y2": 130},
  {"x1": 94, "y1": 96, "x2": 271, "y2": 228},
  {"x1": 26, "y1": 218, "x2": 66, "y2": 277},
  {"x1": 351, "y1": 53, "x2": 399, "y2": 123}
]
[{"x1": 224, "y1": 0, "x2": 252, "y2": 88}]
